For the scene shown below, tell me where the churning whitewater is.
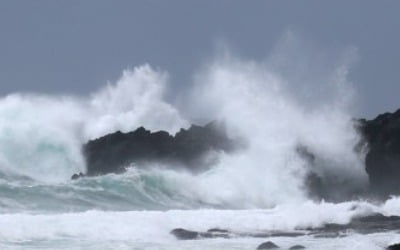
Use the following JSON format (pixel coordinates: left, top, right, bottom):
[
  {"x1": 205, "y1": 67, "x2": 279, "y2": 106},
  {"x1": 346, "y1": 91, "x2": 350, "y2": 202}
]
[{"x1": 1, "y1": 44, "x2": 399, "y2": 249}]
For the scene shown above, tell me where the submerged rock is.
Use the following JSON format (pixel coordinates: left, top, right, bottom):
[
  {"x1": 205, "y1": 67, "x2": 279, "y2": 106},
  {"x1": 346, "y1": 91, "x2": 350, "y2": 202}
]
[
  {"x1": 170, "y1": 228, "x2": 230, "y2": 240},
  {"x1": 207, "y1": 228, "x2": 229, "y2": 233},
  {"x1": 289, "y1": 245, "x2": 306, "y2": 250},
  {"x1": 306, "y1": 213, "x2": 400, "y2": 237},
  {"x1": 80, "y1": 121, "x2": 237, "y2": 177},
  {"x1": 257, "y1": 241, "x2": 279, "y2": 249},
  {"x1": 170, "y1": 228, "x2": 200, "y2": 240}
]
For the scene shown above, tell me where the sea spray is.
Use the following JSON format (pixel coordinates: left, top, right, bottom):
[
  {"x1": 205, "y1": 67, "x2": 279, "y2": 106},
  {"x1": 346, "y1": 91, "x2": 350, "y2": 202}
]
[
  {"x1": 0, "y1": 48, "x2": 367, "y2": 204},
  {"x1": 0, "y1": 38, "x2": 398, "y2": 250},
  {"x1": 0, "y1": 65, "x2": 187, "y2": 182},
  {"x1": 87, "y1": 65, "x2": 188, "y2": 139},
  {"x1": 180, "y1": 48, "x2": 367, "y2": 205}
]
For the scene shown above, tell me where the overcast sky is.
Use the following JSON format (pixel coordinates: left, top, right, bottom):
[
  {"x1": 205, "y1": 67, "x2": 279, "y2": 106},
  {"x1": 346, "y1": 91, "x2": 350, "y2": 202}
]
[{"x1": 0, "y1": 0, "x2": 399, "y2": 118}]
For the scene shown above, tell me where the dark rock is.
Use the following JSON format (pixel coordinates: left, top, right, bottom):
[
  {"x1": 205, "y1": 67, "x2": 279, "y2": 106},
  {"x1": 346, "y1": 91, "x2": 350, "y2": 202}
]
[
  {"x1": 305, "y1": 213, "x2": 400, "y2": 236},
  {"x1": 207, "y1": 228, "x2": 229, "y2": 233},
  {"x1": 80, "y1": 121, "x2": 237, "y2": 177},
  {"x1": 354, "y1": 213, "x2": 400, "y2": 223},
  {"x1": 251, "y1": 231, "x2": 305, "y2": 238},
  {"x1": 358, "y1": 109, "x2": 400, "y2": 196},
  {"x1": 71, "y1": 172, "x2": 85, "y2": 180},
  {"x1": 257, "y1": 241, "x2": 279, "y2": 249},
  {"x1": 311, "y1": 232, "x2": 344, "y2": 238},
  {"x1": 170, "y1": 228, "x2": 231, "y2": 240},
  {"x1": 269, "y1": 232, "x2": 305, "y2": 237},
  {"x1": 388, "y1": 243, "x2": 400, "y2": 250},
  {"x1": 289, "y1": 245, "x2": 306, "y2": 250},
  {"x1": 170, "y1": 228, "x2": 200, "y2": 240}
]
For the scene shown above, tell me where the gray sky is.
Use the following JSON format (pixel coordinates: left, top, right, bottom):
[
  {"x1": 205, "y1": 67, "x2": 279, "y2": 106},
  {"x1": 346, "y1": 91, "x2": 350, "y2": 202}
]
[{"x1": 0, "y1": 0, "x2": 399, "y2": 118}]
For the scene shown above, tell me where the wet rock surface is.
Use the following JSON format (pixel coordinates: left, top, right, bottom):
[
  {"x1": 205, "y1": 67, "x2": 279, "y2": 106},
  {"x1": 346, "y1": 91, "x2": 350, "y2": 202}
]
[
  {"x1": 170, "y1": 228, "x2": 305, "y2": 240},
  {"x1": 79, "y1": 121, "x2": 237, "y2": 177},
  {"x1": 311, "y1": 213, "x2": 400, "y2": 235},
  {"x1": 170, "y1": 228, "x2": 230, "y2": 240},
  {"x1": 358, "y1": 109, "x2": 400, "y2": 196},
  {"x1": 289, "y1": 245, "x2": 306, "y2": 250},
  {"x1": 75, "y1": 108, "x2": 400, "y2": 201},
  {"x1": 388, "y1": 243, "x2": 400, "y2": 250},
  {"x1": 171, "y1": 213, "x2": 400, "y2": 249},
  {"x1": 256, "y1": 241, "x2": 280, "y2": 249}
]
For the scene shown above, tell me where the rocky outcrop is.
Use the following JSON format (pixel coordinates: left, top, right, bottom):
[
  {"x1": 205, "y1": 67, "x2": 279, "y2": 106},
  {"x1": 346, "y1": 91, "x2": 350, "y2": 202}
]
[
  {"x1": 358, "y1": 109, "x2": 400, "y2": 196},
  {"x1": 256, "y1": 241, "x2": 280, "y2": 249},
  {"x1": 387, "y1": 243, "x2": 400, "y2": 250},
  {"x1": 78, "y1": 107, "x2": 400, "y2": 198},
  {"x1": 82, "y1": 121, "x2": 237, "y2": 177}
]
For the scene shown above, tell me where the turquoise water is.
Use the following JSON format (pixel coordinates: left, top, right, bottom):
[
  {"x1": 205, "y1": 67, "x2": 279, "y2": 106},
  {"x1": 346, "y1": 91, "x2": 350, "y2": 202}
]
[{"x1": 1, "y1": 167, "x2": 400, "y2": 250}]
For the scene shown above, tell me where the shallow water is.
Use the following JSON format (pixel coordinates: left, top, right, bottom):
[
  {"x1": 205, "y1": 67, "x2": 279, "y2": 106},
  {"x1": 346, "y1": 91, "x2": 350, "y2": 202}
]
[{"x1": 1, "y1": 209, "x2": 400, "y2": 250}]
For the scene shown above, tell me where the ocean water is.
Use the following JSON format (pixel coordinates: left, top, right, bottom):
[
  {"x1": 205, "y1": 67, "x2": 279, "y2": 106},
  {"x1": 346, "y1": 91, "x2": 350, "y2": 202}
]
[
  {"x1": 2, "y1": 168, "x2": 400, "y2": 250},
  {"x1": 1, "y1": 43, "x2": 399, "y2": 249}
]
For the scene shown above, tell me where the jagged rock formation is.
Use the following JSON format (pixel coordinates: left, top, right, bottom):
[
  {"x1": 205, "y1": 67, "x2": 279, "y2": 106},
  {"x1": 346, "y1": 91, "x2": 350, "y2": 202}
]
[
  {"x1": 82, "y1": 122, "x2": 237, "y2": 177},
  {"x1": 358, "y1": 109, "x2": 400, "y2": 196},
  {"x1": 78, "y1": 108, "x2": 400, "y2": 198}
]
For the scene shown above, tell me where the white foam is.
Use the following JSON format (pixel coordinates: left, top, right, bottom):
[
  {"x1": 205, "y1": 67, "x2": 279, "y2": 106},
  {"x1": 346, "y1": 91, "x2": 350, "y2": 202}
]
[
  {"x1": 86, "y1": 65, "x2": 188, "y2": 139},
  {"x1": 1, "y1": 199, "x2": 400, "y2": 249},
  {"x1": 0, "y1": 65, "x2": 188, "y2": 182},
  {"x1": 178, "y1": 44, "x2": 367, "y2": 206}
]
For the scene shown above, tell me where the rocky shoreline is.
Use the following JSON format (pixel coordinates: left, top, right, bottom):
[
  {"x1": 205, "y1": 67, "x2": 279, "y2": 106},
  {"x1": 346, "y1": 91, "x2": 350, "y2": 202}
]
[
  {"x1": 75, "y1": 109, "x2": 400, "y2": 198},
  {"x1": 170, "y1": 213, "x2": 400, "y2": 249}
]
